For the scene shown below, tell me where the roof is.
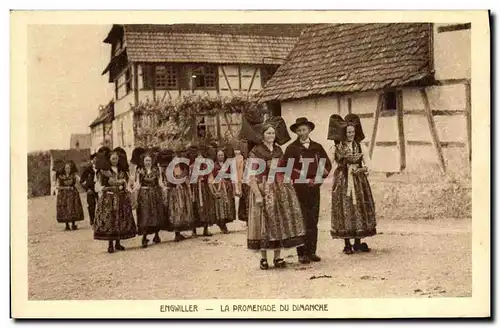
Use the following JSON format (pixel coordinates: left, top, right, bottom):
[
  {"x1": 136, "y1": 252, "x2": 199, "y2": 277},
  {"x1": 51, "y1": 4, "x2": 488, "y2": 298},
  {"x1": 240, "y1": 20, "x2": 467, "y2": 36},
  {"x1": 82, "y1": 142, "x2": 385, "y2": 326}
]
[
  {"x1": 89, "y1": 101, "x2": 115, "y2": 128},
  {"x1": 69, "y1": 134, "x2": 91, "y2": 149},
  {"x1": 102, "y1": 24, "x2": 306, "y2": 74},
  {"x1": 258, "y1": 23, "x2": 433, "y2": 102}
]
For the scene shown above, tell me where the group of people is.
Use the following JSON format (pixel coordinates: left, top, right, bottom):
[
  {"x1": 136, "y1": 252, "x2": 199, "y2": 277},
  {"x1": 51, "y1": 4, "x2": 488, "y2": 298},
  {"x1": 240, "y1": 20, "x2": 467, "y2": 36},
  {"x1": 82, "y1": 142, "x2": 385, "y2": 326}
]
[{"x1": 53, "y1": 113, "x2": 377, "y2": 270}]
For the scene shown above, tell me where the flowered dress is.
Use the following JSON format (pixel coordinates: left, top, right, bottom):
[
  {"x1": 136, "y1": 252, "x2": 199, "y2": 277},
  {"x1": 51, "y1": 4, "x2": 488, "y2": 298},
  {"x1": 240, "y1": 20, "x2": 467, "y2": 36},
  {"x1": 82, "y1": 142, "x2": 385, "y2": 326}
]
[
  {"x1": 190, "y1": 162, "x2": 217, "y2": 227},
  {"x1": 136, "y1": 167, "x2": 167, "y2": 235},
  {"x1": 93, "y1": 168, "x2": 137, "y2": 240},
  {"x1": 56, "y1": 173, "x2": 84, "y2": 223},
  {"x1": 164, "y1": 164, "x2": 196, "y2": 231},
  {"x1": 247, "y1": 144, "x2": 306, "y2": 250},
  {"x1": 211, "y1": 162, "x2": 236, "y2": 225},
  {"x1": 330, "y1": 141, "x2": 376, "y2": 238}
]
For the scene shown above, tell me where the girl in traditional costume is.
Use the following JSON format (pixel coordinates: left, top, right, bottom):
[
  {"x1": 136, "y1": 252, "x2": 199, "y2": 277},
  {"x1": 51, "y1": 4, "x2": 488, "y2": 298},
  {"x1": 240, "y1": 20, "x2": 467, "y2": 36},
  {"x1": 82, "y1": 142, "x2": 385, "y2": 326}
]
[
  {"x1": 134, "y1": 152, "x2": 166, "y2": 248},
  {"x1": 210, "y1": 148, "x2": 236, "y2": 234},
  {"x1": 329, "y1": 114, "x2": 377, "y2": 254},
  {"x1": 247, "y1": 124, "x2": 306, "y2": 270},
  {"x1": 55, "y1": 160, "x2": 84, "y2": 230},
  {"x1": 163, "y1": 149, "x2": 195, "y2": 242},
  {"x1": 190, "y1": 146, "x2": 217, "y2": 237},
  {"x1": 93, "y1": 150, "x2": 137, "y2": 253}
]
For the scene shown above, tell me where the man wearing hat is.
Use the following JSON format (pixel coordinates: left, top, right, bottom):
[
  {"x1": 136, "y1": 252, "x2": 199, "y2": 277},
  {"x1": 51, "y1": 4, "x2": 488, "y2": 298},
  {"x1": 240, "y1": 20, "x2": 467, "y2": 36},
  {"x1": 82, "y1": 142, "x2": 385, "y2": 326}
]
[
  {"x1": 284, "y1": 117, "x2": 332, "y2": 264},
  {"x1": 80, "y1": 153, "x2": 98, "y2": 225}
]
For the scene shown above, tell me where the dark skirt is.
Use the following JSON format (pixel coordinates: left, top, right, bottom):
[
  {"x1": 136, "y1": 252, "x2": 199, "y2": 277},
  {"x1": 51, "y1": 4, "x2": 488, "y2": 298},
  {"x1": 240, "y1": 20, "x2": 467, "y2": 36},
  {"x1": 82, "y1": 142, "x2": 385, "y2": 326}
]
[
  {"x1": 137, "y1": 186, "x2": 167, "y2": 235},
  {"x1": 330, "y1": 167, "x2": 377, "y2": 239},
  {"x1": 164, "y1": 185, "x2": 195, "y2": 232},
  {"x1": 56, "y1": 188, "x2": 84, "y2": 223},
  {"x1": 237, "y1": 184, "x2": 249, "y2": 222},
  {"x1": 214, "y1": 181, "x2": 236, "y2": 225},
  {"x1": 93, "y1": 188, "x2": 137, "y2": 240},
  {"x1": 192, "y1": 181, "x2": 217, "y2": 227},
  {"x1": 247, "y1": 181, "x2": 306, "y2": 250}
]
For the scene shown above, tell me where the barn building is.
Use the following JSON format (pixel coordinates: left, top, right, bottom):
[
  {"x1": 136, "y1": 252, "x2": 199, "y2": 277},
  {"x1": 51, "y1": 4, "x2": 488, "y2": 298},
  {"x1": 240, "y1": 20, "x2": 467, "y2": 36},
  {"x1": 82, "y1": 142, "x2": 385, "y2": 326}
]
[{"x1": 258, "y1": 23, "x2": 471, "y2": 174}]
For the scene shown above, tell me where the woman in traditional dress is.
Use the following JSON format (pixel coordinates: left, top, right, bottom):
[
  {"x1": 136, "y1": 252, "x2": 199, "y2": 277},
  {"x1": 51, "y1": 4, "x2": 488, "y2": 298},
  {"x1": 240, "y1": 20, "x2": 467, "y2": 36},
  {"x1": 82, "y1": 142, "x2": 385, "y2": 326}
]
[
  {"x1": 163, "y1": 150, "x2": 195, "y2": 242},
  {"x1": 55, "y1": 160, "x2": 84, "y2": 230},
  {"x1": 247, "y1": 124, "x2": 306, "y2": 270},
  {"x1": 210, "y1": 148, "x2": 236, "y2": 234},
  {"x1": 190, "y1": 146, "x2": 217, "y2": 237},
  {"x1": 93, "y1": 150, "x2": 137, "y2": 253},
  {"x1": 135, "y1": 152, "x2": 166, "y2": 248},
  {"x1": 330, "y1": 114, "x2": 376, "y2": 254}
]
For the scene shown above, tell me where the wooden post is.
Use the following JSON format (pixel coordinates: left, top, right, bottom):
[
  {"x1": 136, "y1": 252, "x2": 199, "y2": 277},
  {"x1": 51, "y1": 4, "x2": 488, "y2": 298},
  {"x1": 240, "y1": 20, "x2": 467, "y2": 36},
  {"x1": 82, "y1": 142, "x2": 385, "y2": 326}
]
[
  {"x1": 337, "y1": 96, "x2": 341, "y2": 114},
  {"x1": 247, "y1": 67, "x2": 258, "y2": 94},
  {"x1": 152, "y1": 64, "x2": 156, "y2": 101},
  {"x1": 465, "y1": 80, "x2": 472, "y2": 164},
  {"x1": 220, "y1": 67, "x2": 233, "y2": 95},
  {"x1": 369, "y1": 93, "x2": 383, "y2": 158},
  {"x1": 133, "y1": 63, "x2": 139, "y2": 106},
  {"x1": 191, "y1": 115, "x2": 197, "y2": 144},
  {"x1": 420, "y1": 88, "x2": 446, "y2": 173},
  {"x1": 238, "y1": 65, "x2": 242, "y2": 91},
  {"x1": 347, "y1": 98, "x2": 352, "y2": 114},
  {"x1": 396, "y1": 90, "x2": 406, "y2": 171},
  {"x1": 216, "y1": 113, "x2": 222, "y2": 142}
]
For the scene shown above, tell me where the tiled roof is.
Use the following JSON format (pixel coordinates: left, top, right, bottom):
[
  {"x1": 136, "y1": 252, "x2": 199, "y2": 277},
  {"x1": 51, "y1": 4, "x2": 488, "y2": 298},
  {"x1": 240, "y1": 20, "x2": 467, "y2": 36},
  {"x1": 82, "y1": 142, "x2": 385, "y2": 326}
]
[
  {"x1": 258, "y1": 23, "x2": 433, "y2": 102},
  {"x1": 105, "y1": 24, "x2": 306, "y2": 65},
  {"x1": 89, "y1": 101, "x2": 115, "y2": 128}
]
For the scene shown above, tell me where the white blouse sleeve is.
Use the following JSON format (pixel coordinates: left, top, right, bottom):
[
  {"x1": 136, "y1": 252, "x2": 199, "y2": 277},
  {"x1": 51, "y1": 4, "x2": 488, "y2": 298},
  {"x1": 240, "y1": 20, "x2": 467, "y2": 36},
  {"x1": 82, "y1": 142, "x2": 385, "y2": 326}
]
[
  {"x1": 360, "y1": 143, "x2": 372, "y2": 171},
  {"x1": 95, "y1": 173, "x2": 103, "y2": 194}
]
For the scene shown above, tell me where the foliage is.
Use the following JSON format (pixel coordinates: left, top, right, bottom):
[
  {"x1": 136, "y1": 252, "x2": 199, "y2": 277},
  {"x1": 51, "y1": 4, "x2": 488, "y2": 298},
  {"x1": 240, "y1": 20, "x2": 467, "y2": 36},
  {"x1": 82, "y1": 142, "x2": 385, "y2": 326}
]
[
  {"x1": 28, "y1": 152, "x2": 51, "y2": 198},
  {"x1": 132, "y1": 93, "x2": 265, "y2": 149}
]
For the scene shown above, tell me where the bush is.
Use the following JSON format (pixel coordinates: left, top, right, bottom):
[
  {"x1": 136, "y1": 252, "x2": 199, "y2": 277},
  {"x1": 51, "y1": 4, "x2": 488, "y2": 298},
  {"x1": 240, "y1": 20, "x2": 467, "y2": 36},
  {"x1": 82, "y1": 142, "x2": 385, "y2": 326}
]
[{"x1": 27, "y1": 152, "x2": 51, "y2": 198}]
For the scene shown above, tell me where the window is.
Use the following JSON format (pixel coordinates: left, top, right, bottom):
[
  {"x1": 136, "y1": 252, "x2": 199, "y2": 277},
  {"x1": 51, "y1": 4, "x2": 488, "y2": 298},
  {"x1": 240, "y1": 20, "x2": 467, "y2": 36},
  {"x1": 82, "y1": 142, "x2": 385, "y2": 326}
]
[
  {"x1": 261, "y1": 65, "x2": 279, "y2": 87},
  {"x1": 383, "y1": 91, "x2": 397, "y2": 111},
  {"x1": 141, "y1": 64, "x2": 179, "y2": 90},
  {"x1": 114, "y1": 67, "x2": 132, "y2": 100},
  {"x1": 156, "y1": 65, "x2": 178, "y2": 89},
  {"x1": 192, "y1": 65, "x2": 217, "y2": 89}
]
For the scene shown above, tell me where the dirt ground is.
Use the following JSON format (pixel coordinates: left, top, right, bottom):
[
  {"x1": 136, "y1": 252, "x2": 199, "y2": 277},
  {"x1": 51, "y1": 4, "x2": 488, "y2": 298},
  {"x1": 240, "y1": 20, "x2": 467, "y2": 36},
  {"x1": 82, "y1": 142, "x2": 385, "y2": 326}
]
[{"x1": 27, "y1": 192, "x2": 471, "y2": 300}]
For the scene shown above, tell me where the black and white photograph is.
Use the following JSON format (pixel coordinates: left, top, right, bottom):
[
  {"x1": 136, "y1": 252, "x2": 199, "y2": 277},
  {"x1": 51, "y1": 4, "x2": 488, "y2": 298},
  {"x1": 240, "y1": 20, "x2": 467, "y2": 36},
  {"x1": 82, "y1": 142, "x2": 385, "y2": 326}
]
[{"x1": 11, "y1": 10, "x2": 490, "y2": 319}]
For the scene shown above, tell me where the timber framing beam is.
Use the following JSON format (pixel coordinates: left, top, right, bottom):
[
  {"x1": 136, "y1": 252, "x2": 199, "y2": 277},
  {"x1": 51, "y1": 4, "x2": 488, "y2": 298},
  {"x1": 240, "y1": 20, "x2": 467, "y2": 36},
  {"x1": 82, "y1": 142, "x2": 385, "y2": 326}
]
[
  {"x1": 420, "y1": 88, "x2": 446, "y2": 173},
  {"x1": 220, "y1": 67, "x2": 233, "y2": 95},
  {"x1": 396, "y1": 90, "x2": 406, "y2": 171},
  {"x1": 369, "y1": 93, "x2": 383, "y2": 158}
]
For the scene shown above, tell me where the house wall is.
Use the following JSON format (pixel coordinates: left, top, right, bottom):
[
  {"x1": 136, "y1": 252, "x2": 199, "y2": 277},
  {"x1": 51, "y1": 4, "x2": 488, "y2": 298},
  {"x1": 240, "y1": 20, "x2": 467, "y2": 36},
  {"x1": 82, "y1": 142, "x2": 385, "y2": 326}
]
[
  {"x1": 90, "y1": 125, "x2": 103, "y2": 153},
  {"x1": 433, "y1": 23, "x2": 471, "y2": 80},
  {"x1": 281, "y1": 85, "x2": 469, "y2": 174},
  {"x1": 112, "y1": 110, "x2": 135, "y2": 158}
]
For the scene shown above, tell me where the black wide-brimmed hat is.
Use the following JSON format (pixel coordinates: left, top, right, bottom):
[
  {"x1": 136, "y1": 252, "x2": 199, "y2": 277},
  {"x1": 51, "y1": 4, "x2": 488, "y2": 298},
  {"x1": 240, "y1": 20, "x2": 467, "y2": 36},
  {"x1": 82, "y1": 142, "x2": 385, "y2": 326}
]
[
  {"x1": 131, "y1": 147, "x2": 146, "y2": 166},
  {"x1": 344, "y1": 114, "x2": 365, "y2": 142},
  {"x1": 157, "y1": 149, "x2": 174, "y2": 167},
  {"x1": 97, "y1": 146, "x2": 111, "y2": 156},
  {"x1": 290, "y1": 117, "x2": 315, "y2": 133},
  {"x1": 327, "y1": 114, "x2": 347, "y2": 142}
]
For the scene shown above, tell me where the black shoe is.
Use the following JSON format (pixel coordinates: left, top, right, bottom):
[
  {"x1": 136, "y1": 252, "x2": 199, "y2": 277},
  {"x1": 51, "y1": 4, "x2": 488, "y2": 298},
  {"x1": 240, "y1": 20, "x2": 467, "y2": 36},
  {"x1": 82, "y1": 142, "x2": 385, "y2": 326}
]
[
  {"x1": 71, "y1": 224, "x2": 78, "y2": 230},
  {"x1": 107, "y1": 246, "x2": 114, "y2": 253},
  {"x1": 353, "y1": 242, "x2": 371, "y2": 252},
  {"x1": 174, "y1": 234, "x2": 186, "y2": 242},
  {"x1": 260, "y1": 259, "x2": 269, "y2": 270},
  {"x1": 115, "y1": 243, "x2": 125, "y2": 251},
  {"x1": 64, "y1": 225, "x2": 71, "y2": 231},
  {"x1": 343, "y1": 246, "x2": 354, "y2": 255},
  {"x1": 273, "y1": 258, "x2": 287, "y2": 268},
  {"x1": 141, "y1": 237, "x2": 149, "y2": 248},
  {"x1": 299, "y1": 256, "x2": 311, "y2": 264},
  {"x1": 309, "y1": 254, "x2": 322, "y2": 262},
  {"x1": 153, "y1": 235, "x2": 161, "y2": 244}
]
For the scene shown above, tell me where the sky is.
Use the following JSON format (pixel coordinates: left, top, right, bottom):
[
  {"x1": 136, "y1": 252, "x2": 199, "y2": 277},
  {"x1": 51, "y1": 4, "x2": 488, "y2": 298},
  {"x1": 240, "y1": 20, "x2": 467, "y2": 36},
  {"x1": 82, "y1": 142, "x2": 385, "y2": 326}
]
[{"x1": 27, "y1": 25, "x2": 114, "y2": 152}]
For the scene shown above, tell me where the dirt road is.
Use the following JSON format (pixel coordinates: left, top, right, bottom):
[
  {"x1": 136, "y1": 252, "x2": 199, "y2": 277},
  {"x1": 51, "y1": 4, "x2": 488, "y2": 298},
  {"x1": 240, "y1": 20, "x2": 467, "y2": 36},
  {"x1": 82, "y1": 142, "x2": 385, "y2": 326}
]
[{"x1": 28, "y1": 194, "x2": 471, "y2": 300}]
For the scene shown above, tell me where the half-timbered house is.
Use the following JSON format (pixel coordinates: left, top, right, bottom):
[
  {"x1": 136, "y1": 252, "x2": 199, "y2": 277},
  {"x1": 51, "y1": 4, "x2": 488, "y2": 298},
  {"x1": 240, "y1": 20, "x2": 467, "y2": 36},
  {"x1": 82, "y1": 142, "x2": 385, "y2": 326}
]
[
  {"x1": 258, "y1": 23, "x2": 471, "y2": 174},
  {"x1": 99, "y1": 24, "x2": 305, "y2": 157},
  {"x1": 89, "y1": 100, "x2": 114, "y2": 153}
]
